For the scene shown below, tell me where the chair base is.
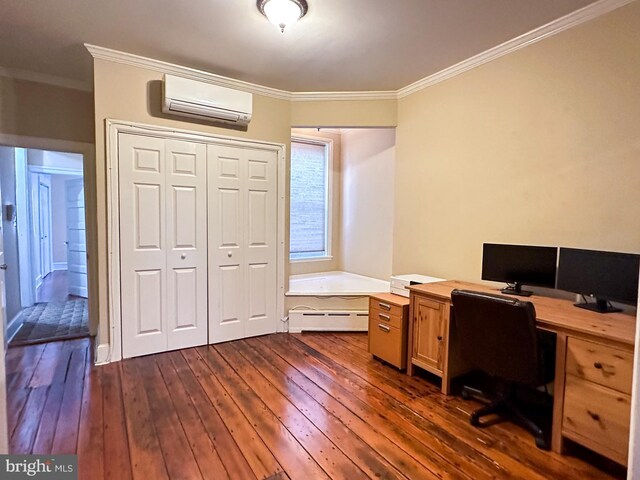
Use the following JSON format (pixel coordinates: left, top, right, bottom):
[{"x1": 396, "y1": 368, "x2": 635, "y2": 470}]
[{"x1": 462, "y1": 385, "x2": 550, "y2": 450}]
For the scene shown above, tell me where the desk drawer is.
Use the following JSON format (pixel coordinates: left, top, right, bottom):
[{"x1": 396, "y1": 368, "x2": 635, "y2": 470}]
[
  {"x1": 566, "y1": 338, "x2": 633, "y2": 394},
  {"x1": 369, "y1": 297, "x2": 404, "y2": 318},
  {"x1": 369, "y1": 306, "x2": 404, "y2": 329},
  {"x1": 563, "y1": 375, "x2": 630, "y2": 465},
  {"x1": 369, "y1": 319, "x2": 405, "y2": 369}
]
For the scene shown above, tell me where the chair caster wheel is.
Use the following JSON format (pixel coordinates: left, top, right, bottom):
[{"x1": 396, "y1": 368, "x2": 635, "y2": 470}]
[
  {"x1": 535, "y1": 436, "x2": 549, "y2": 450},
  {"x1": 470, "y1": 413, "x2": 480, "y2": 427},
  {"x1": 462, "y1": 389, "x2": 471, "y2": 400}
]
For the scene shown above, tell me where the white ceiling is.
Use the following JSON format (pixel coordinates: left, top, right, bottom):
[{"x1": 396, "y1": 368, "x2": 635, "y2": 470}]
[{"x1": 0, "y1": 0, "x2": 598, "y2": 92}]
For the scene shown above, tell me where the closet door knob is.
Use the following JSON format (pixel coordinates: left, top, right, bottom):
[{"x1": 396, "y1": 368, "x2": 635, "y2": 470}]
[
  {"x1": 227, "y1": 251, "x2": 233, "y2": 258},
  {"x1": 181, "y1": 253, "x2": 187, "y2": 260}
]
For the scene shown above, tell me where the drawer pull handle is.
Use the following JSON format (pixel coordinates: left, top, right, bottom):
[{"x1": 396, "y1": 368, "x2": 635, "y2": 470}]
[
  {"x1": 437, "y1": 335, "x2": 443, "y2": 341},
  {"x1": 379, "y1": 302, "x2": 391, "y2": 311},
  {"x1": 379, "y1": 313, "x2": 391, "y2": 321},
  {"x1": 593, "y1": 362, "x2": 603, "y2": 369},
  {"x1": 587, "y1": 410, "x2": 600, "y2": 422},
  {"x1": 378, "y1": 324, "x2": 391, "y2": 333}
]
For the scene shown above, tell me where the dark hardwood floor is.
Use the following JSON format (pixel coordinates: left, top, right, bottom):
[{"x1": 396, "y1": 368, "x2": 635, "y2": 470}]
[
  {"x1": 5, "y1": 333, "x2": 624, "y2": 479},
  {"x1": 36, "y1": 270, "x2": 82, "y2": 303}
]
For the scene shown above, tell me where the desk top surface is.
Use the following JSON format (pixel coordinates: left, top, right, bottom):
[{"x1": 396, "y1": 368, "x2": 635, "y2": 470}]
[{"x1": 408, "y1": 280, "x2": 637, "y2": 347}]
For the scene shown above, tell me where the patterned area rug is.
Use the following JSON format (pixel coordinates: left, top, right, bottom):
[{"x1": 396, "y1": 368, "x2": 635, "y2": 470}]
[{"x1": 9, "y1": 299, "x2": 89, "y2": 347}]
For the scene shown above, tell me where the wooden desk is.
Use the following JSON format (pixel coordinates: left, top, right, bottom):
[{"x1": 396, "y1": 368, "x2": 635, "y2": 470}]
[{"x1": 407, "y1": 280, "x2": 636, "y2": 465}]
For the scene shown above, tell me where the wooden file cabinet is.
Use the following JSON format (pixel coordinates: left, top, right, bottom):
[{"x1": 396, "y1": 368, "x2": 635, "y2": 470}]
[
  {"x1": 368, "y1": 293, "x2": 409, "y2": 369},
  {"x1": 560, "y1": 337, "x2": 633, "y2": 465}
]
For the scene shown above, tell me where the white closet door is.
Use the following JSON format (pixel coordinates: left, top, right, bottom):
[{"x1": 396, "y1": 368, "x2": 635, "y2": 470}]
[
  {"x1": 65, "y1": 178, "x2": 88, "y2": 298},
  {"x1": 119, "y1": 134, "x2": 208, "y2": 358},
  {"x1": 119, "y1": 134, "x2": 168, "y2": 358},
  {"x1": 165, "y1": 140, "x2": 208, "y2": 350},
  {"x1": 208, "y1": 144, "x2": 278, "y2": 343}
]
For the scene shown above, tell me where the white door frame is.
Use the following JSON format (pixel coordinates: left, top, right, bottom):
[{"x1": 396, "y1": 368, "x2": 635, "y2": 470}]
[
  {"x1": 105, "y1": 119, "x2": 286, "y2": 363},
  {"x1": 14, "y1": 148, "x2": 34, "y2": 309},
  {"x1": 0, "y1": 134, "x2": 96, "y2": 336}
]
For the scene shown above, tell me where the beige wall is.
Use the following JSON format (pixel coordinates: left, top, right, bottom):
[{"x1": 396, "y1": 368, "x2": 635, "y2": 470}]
[
  {"x1": 92, "y1": 59, "x2": 293, "y2": 344},
  {"x1": 341, "y1": 129, "x2": 395, "y2": 280},
  {"x1": 289, "y1": 128, "x2": 342, "y2": 276},
  {"x1": 291, "y1": 99, "x2": 397, "y2": 128},
  {"x1": 393, "y1": 2, "x2": 640, "y2": 283},
  {"x1": 0, "y1": 76, "x2": 94, "y2": 144}
]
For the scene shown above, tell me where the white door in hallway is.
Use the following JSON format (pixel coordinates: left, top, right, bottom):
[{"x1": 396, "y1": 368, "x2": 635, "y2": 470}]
[
  {"x1": 119, "y1": 134, "x2": 208, "y2": 358},
  {"x1": 65, "y1": 178, "x2": 88, "y2": 297},
  {"x1": 38, "y1": 178, "x2": 52, "y2": 279},
  {"x1": 208, "y1": 144, "x2": 278, "y2": 343}
]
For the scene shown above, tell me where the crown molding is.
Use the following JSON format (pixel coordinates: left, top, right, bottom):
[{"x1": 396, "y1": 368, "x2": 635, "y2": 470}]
[
  {"x1": 290, "y1": 91, "x2": 397, "y2": 102},
  {"x1": 86, "y1": 0, "x2": 631, "y2": 102},
  {"x1": 0, "y1": 67, "x2": 91, "y2": 92},
  {"x1": 85, "y1": 44, "x2": 293, "y2": 101},
  {"x1": 397, "y1": 0, "x2": 635, "y2": 98},
  {"x1": 0, "y1": 0, "x2": 630, "y2": 100}
]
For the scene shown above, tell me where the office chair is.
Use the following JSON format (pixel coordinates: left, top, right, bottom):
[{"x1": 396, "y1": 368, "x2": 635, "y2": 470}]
[{"x1": 451, "y1": 289, "x2": 556, "y2": 450}]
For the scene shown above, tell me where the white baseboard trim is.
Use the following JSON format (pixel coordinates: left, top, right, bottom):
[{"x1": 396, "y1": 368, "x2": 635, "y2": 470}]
[
  {"x1": 95, "y1": 343, "x2": 110, "y2": 365},
  {"x1": 288, "y1": 310, "x2": 369, "y2": 333},
  {"x1": 6, "y1": 312, "x2": 24, "y2": 343},
  {"x1": 53, "y1": 262, "x2": 68, "y2": 271}
]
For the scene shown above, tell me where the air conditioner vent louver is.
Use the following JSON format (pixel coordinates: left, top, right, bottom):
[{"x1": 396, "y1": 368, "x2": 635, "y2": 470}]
[{"x1": 162, "y1": 74, "x2": 252, "y2": 126}]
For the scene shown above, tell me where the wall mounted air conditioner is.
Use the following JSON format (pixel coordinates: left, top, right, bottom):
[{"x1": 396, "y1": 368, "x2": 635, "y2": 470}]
[{"x1": 162, "y1": 74, "x2": 253, "y2": 126}]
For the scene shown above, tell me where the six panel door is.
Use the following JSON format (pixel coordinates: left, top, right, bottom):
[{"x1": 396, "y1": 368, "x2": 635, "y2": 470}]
[
  {"x1": 65, "y1": 178, "x2": 88, "y2": 298},
  {"x1": 208, "y1": 144, "x2": 278, "y2": 343},
  {"x1": 119, "y1": 133, "x2": 208, "y2": 358}
]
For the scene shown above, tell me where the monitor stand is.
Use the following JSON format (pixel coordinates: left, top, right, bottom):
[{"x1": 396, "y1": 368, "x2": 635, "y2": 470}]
[
  {"x1": 501, "y1": 283, "x2": 533, "y2": 297},
  {"x1": 574, "y1": 297, "x2": 622, "y2": 314}
]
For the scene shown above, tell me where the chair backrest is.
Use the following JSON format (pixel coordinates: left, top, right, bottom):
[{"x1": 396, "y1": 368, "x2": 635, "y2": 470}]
[{"x1": 451, "y1": 289, "x2": 541, "y2": 385}]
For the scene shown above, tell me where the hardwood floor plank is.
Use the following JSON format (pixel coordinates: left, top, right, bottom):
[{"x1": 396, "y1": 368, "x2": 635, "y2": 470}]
[
  {"x1": 195, "y1": 346, "x2": 330, "y2": 479},
  {"x1": 31, "y1": 345, "x2": 75, "y2": 454},
  {"x1": 77, "y1": 355, "x2": 105, "y2": 480},
  {"x1": 133, "y1": 356, "x2": 204, "y2": 480},
  {"x1": 51, "y1": 344, "x2": 87, "y2": 454},
  {"x1": 102, "y1": 363, "x2": 133, "y2": 480},
  {"x1": 181, "y1": 348, "x2": 283, "y2": 479},
  {"x1": 260, "y1": 335, "x2": 466, "y2": 479},
  {"x1": 297, "y1": 333, "x2": 618, "y2": 480},
  {"x1": 6, "y1": 334, "x2": 622, "y2": 480},
  {"x1": 120, "y1": 359, "x2": 170, "y2": 480},
  {"x1": 155, "y1": 354, "x2": 230, "y2": 479},
  {"x1": 234, "y1": 339, "x2": 412, "y2": 480},
  {"x1": 9, "y1": 386, "x2": 48, "y2": 453},
  {"x1": 167, "y1": 351, "x2": 256, "y2": 480},
  {"x1": 215, "y1": 341, "x2": 369, "y2": 480},
  {"x1": 7, "y1": 342, "x2": 52, "y2": 437},
  {"x1": 249, "y1": 337, "x2": 440, "y2": 480},
  {"x1": 295, "y1": 333, "x2": 552, "y2": 479}
]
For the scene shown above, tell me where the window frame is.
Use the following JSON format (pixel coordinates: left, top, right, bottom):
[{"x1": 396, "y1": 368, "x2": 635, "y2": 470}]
[{"x1": 289, "y1": 134, "x2": 333, "y2": 263}]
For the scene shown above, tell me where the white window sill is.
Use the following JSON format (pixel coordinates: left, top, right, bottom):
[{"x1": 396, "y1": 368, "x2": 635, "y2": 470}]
[{"x1": 290, "y1": 255, "x2": 333, "y2": 264}]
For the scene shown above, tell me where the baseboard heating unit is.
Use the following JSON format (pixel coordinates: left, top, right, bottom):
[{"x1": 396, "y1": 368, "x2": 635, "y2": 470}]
[{"x1": 288, "y1": 310, "x2": 369, "y2": 333}]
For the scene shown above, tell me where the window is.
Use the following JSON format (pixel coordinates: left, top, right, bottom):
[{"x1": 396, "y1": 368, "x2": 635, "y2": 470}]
[{"x1": 289, "y1": 138, "x2": 332, "y2": 261}]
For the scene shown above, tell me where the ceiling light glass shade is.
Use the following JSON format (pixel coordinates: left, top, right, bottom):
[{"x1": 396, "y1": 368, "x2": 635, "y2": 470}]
[{"x1": 257, "y1": 0, "x2": 308, "y2": 32}]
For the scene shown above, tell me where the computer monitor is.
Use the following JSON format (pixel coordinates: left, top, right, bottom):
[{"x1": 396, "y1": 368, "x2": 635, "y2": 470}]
[
  {"x1": 481, "y1": 243, "x2": 558, "y2": 297},
  {"x1": 556, "y1": 248, "x2": 640, "y2": 313}
]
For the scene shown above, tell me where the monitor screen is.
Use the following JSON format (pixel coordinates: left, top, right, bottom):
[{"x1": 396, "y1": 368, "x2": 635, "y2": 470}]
[
  {"x1": 557, "y1": 248, "x2": 640, "y2": 306},
  {"x1": 482, "y1": 243, "x2": 558, "y2": 288}
]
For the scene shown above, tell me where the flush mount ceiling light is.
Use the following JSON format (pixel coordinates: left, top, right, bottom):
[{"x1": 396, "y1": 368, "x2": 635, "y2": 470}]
[{"x1": 257, "y1": 0, "x2": 308, "y2": 33}]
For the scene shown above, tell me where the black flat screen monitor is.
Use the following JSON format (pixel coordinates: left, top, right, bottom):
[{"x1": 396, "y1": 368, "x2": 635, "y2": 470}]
[
  {"x1": 482, "y1": 243, "x2": 558, "y2": 297},
  {"x1": 557, "y1": 248, "x2": 640, "y2": 313}
]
